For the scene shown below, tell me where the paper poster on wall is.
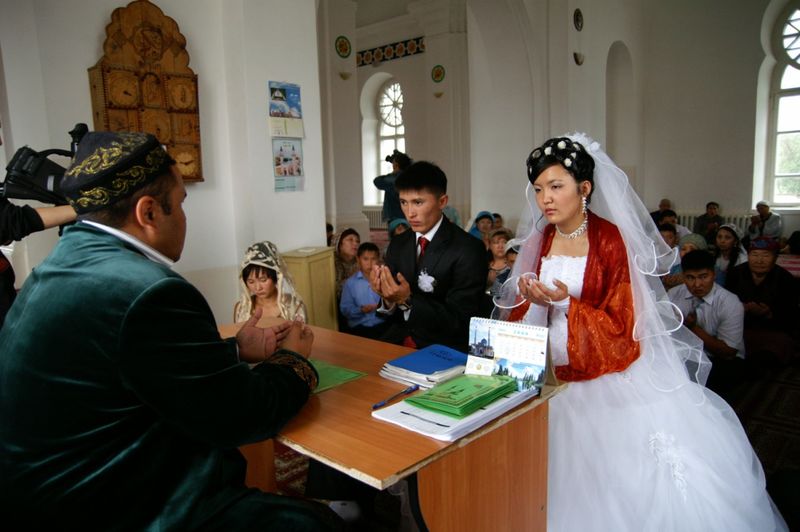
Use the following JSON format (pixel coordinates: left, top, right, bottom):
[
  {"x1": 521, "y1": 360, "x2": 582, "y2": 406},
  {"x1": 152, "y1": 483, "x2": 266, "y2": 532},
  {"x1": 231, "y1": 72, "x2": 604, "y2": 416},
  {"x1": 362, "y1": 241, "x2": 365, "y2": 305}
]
[
  {"x1": 273, "y1": 138, "x2": 304, "y2": 192},
  {"x1": 268, "y1": 81, "x2": 305, "y2": 138}
]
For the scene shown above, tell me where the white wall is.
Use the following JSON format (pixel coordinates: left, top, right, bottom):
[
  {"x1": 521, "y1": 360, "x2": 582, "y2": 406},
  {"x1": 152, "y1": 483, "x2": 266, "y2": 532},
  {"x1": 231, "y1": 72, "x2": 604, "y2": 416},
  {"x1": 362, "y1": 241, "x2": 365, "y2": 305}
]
[
  {"x1": 465, "y1": 0, "x2": 800, "y2": 237},
  {"x1": 467, "y1": 0, "x2": 538, "y2": 231},
  {"x1": 0, "y1": 0, "x2": 327, "y2": 322},
  {"x1": 641, "y1": 0, "x2": 771, "y2": 214}
]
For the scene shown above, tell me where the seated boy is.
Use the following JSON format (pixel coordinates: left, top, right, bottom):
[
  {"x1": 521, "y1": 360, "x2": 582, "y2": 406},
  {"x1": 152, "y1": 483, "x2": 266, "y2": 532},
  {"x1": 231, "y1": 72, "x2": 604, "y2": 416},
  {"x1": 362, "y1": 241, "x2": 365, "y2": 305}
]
[{"x1": 339, "y1": 242, "x2": 389, "y2": 339}]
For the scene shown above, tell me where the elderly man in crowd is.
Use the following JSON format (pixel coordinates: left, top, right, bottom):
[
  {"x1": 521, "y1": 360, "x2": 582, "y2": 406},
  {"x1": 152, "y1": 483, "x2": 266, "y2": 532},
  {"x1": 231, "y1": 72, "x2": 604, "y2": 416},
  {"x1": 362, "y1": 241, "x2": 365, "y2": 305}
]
[
  {"x1": 747, "y1": 200, "x2": 783, "y2": 242},
  {"x1": 726, "y1": 237, "x2": 799, "y2": 365}
]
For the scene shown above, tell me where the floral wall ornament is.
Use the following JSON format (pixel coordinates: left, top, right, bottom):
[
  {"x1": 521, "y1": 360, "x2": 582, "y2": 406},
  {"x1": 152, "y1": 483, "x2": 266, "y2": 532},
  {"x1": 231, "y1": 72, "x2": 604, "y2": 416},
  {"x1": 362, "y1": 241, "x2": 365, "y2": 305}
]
[
  {"x1": 335, "y1": 35, "x2": 351, "y2": 58},
  {"x1": 356, "y1": 36, "x2": 425, "y2": 67},
  {"x1": 431, "y1": 64, "x2": 446, "y2": 83}
]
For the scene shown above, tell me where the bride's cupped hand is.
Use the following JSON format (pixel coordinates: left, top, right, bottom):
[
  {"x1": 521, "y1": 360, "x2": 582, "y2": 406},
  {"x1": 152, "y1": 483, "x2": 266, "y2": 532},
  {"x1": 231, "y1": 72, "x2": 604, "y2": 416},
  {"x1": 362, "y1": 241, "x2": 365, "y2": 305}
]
[{"x1": 518, "y1": 276, "x2": 569, "y2": 306}]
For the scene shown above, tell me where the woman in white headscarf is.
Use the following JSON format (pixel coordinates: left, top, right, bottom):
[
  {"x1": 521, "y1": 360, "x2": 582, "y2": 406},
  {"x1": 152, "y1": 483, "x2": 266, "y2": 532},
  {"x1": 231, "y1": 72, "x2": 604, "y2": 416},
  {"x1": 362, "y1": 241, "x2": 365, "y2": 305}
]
[
  {"x1": 494, "y1": 134, "x2": 785, "y2": 531},
  {"x1": 234, "y1": 241, "x2": 307, "y2": 323}
]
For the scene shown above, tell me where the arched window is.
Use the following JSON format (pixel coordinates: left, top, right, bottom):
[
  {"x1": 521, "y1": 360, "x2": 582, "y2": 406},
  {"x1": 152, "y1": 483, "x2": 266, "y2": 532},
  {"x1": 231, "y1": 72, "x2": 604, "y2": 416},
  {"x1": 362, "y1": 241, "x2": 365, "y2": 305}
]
[
  {"x1": 377, "y1": 80, "x2": 405, "y2": 181},
  {"x1": 767, "y1": 6, "x2": 800, "y2": 204}
]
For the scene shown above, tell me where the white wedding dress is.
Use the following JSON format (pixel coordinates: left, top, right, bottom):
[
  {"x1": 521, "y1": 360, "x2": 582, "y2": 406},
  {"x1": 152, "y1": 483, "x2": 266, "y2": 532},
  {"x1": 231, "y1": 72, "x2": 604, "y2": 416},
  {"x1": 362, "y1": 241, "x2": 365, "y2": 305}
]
[{"x1": 536, "y1": 255, "x2": 786, "y2": 531}]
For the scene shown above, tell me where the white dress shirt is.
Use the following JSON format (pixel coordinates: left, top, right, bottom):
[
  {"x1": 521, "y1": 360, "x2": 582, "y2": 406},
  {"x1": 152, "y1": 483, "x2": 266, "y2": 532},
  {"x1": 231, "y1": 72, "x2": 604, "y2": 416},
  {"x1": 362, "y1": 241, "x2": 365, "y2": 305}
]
[{"x1": 668, "y1": 283, "x2": 745, "y2": 358}]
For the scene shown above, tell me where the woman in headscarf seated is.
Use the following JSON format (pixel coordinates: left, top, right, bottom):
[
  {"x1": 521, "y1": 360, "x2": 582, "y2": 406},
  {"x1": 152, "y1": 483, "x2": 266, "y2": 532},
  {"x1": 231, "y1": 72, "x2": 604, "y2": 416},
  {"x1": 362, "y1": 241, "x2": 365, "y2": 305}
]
[
  {"x1": 713, "y1": 223, "x2": 747, "y2": 285},
  {"x1": 234, "y1": 241, "x2": 308, "y2": 323},
  {"x1": 468, "y1": 211, "x2": 495, "y2": 249},
  {"x1": 331, "y1": 228, "x2": 360, "y2": 303}
]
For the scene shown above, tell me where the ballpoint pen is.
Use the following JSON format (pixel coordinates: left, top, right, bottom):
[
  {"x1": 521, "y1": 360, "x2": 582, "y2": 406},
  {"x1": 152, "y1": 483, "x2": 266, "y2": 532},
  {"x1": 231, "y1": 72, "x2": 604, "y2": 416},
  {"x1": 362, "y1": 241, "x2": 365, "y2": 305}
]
[{"x1": 371, "y1": 384, "x2": 420, "y2": 410}]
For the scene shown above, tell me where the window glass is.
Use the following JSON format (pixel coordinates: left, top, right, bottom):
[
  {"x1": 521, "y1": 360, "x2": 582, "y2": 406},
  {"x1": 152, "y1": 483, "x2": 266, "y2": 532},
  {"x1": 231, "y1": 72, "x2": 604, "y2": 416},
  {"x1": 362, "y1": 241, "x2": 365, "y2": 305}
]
[
  {"x1": 376, "y1": 80, "x2": 406, "y2": 195},
  {"x1": 780, "y1": 64, "x2": 800, "y2": 88},
  {"x1": 783, "y1": 9, "x2": 800, "y2": 63},
  {"x1": 777, "y1": 95, "x2": 800, "y2": 131},
  {"x1": 767, "y1": 6, "x2": 800, "y2": 204},
  {"x1": 775, "y1": 132, "x2": 800, "y2": 175}
]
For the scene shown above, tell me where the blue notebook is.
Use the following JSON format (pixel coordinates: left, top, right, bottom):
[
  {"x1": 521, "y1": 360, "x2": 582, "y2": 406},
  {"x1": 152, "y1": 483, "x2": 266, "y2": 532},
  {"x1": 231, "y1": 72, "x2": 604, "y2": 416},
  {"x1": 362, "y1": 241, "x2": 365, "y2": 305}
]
[{"x1": 386, "y1": 344, "x2": 468, "y2": 375}]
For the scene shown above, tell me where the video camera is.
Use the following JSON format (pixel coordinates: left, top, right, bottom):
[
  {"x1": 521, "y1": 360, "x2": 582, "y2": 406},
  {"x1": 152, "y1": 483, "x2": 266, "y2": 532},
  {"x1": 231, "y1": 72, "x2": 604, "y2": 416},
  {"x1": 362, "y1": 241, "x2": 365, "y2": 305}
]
[
  {"x1": 1, "y1": 123, "x2": 88, "y2": 206},
  {"x1": 384, "y1": 149, "x2": 411, "y2": 169}
]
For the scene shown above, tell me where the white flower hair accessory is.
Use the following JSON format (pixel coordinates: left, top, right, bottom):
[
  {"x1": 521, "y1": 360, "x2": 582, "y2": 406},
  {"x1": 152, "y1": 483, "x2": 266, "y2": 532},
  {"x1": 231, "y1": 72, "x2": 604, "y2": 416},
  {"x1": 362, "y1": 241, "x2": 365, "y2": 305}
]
[
  {"x1": 564, "y1": 158, "x2": 572, "y2": 167},
  {"x1": 418, "y1": 269, "x2": 436, "y2": 293},
  {"x1": 557, "y1": 140, "x2": 566, "y2": 150},
  {"x1": 544, "y1": 146, "x2": 552, "y2": 155}
]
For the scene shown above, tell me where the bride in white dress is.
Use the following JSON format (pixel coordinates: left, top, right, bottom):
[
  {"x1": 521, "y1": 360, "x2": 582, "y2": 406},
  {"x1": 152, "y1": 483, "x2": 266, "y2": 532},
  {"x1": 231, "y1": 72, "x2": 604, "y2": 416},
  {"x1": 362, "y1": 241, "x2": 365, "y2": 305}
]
[{"x1": 494, "y1": 134, "x2": 786, "y2": 531}]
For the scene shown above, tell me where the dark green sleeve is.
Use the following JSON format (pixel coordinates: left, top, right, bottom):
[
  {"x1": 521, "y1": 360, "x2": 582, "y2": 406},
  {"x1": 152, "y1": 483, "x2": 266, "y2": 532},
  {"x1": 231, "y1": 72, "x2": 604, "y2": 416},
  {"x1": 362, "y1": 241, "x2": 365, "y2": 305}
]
[{"x1": 118, "y1": 276, "x2": 315, "y2": 447}]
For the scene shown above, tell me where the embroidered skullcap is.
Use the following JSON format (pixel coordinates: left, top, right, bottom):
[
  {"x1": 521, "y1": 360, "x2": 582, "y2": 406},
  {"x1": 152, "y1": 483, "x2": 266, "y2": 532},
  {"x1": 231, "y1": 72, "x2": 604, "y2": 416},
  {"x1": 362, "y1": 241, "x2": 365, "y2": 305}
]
[
  {"x1": 756, "y1": 200, "x2": 769, "y2": 208},
  {"x1": 749, "y1": 237, "x2": 780, "y2": 253},
  {"x1": 61, "y1": 131, "x2": 175, "y2": 214},
  {"x1": 678, "y1": 233, "x2": 708, "y2": 251}
]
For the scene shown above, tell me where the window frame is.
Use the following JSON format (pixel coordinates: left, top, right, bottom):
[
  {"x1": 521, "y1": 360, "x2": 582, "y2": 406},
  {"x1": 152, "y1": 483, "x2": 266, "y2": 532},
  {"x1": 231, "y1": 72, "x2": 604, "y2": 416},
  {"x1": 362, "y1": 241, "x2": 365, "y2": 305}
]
[
  {"x1": 376, "y1": 79, "x2": 405, "y2": 184},
  {"x1": 765, "y1": 3, "x2": 800, "y2": 206}
]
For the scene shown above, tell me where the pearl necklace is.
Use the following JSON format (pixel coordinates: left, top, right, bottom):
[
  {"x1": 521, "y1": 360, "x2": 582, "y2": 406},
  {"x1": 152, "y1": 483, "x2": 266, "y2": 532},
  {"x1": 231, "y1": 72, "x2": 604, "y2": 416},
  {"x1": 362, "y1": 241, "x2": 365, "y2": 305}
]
[{"x1": 555, "y1": 214, "x2": 588, "y2": 239}]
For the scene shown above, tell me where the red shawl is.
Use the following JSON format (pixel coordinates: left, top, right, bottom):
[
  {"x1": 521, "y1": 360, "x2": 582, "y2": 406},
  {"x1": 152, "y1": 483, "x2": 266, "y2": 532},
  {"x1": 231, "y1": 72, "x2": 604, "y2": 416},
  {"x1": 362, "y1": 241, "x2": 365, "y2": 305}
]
[{"x1": 510, "y1": 212, "x2": 639, "y2": 381}]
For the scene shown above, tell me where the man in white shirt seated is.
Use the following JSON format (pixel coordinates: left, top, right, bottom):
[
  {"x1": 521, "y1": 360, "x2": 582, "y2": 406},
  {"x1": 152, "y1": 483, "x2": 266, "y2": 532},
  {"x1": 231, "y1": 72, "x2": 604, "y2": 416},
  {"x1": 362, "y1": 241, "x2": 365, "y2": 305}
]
[{"x1": 668, "y1": 249, "x2": 745, "y2": 401}]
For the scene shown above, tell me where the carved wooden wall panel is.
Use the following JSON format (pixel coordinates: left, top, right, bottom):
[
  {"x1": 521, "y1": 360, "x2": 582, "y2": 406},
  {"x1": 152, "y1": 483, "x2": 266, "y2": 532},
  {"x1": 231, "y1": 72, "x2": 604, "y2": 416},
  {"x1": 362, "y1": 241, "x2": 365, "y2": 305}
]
[{"x1": 88, "y1": 0, "x2": 203, "y2": 181}]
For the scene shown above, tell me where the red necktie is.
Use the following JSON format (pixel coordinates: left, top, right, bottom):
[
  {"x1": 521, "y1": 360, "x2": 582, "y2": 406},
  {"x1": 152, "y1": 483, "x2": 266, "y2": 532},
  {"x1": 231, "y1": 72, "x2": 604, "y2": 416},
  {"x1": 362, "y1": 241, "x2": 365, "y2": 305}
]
[{"x1": 417, "y1": 236, "x2": 429, "y2": 262}]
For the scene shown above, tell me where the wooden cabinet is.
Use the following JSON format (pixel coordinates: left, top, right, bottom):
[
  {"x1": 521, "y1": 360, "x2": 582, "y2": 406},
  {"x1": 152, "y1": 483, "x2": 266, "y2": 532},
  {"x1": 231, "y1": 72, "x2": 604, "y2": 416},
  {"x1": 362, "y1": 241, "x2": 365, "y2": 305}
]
[{"x1": 282, "y1": 247, "x2": 337, "y2": 330}]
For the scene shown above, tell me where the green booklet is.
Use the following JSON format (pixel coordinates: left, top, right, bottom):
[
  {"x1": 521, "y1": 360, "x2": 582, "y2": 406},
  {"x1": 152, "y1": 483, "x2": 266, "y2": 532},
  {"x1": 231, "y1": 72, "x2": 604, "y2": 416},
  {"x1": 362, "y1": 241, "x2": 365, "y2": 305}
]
[
  {"x1": 310, "y1": 359, "x2": 365, "y2": 393},
  {"x1": 404, "y1": 374, "x2": 517, "y2": 418}
]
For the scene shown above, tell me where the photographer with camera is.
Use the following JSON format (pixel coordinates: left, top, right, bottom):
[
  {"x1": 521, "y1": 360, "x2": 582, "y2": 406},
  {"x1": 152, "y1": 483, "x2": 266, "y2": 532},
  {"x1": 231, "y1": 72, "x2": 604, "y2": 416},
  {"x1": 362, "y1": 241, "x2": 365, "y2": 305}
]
[
  {"x1": 0, "y1": 125, "x2": 84, "y2": 326},
  {"x1": 373, "y1": 149, "x2": 412, "y2": 226}
]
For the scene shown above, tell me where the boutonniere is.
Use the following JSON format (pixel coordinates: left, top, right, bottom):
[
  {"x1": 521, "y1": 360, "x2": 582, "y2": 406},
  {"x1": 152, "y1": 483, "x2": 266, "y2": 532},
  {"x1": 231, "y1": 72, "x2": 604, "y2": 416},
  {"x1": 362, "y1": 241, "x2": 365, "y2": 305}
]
[{"x1": 418, "y1": 269, "x2": 436, "y2": 293}]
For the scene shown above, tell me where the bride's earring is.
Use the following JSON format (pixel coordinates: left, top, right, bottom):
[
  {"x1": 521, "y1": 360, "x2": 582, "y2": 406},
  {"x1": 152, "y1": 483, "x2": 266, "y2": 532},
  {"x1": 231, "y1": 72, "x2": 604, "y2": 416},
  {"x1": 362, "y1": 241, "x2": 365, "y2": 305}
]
[{"x1": 581, "y1": 195, "x2": 587, "y2": 215}]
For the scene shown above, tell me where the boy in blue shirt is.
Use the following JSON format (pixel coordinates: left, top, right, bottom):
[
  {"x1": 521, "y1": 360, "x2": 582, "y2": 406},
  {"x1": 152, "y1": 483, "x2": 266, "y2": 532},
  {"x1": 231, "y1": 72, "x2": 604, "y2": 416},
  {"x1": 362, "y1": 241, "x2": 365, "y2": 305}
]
[{"x1": 339, "y1": 242, "x2": 389, "y2": 339}]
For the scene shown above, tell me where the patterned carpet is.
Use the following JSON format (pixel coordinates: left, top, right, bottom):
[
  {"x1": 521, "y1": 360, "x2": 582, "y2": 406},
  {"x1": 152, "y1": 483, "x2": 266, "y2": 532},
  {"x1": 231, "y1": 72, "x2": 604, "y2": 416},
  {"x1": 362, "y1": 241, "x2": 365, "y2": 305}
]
[
  {"x1": 728, "y1": 357, "x2": 800, "y2": 529},
  {"x1": 729, "y1": 360, "x2": 800, "y2": 476},
  {"x1": 274, "y1": 442, "x2": 309, "y2": 497}
]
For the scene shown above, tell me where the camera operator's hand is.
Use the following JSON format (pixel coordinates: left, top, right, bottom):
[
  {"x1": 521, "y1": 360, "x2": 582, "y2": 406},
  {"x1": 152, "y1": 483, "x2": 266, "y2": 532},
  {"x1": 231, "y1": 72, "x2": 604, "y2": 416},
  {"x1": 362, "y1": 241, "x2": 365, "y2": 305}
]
[{"x1": 35, "y1": 205, "x2": 76, "y2": 229}]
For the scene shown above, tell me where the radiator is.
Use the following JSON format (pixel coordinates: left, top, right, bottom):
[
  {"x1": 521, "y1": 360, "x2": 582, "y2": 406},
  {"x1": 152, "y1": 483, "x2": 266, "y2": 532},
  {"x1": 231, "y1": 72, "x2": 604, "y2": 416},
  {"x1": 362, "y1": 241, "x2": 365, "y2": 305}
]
[
  {"x1": 362, "y1": 206, "x2": 384, "y2": 229},
  {"x1": 677, "y1": 213, "x2": 752, "y2": 233}
]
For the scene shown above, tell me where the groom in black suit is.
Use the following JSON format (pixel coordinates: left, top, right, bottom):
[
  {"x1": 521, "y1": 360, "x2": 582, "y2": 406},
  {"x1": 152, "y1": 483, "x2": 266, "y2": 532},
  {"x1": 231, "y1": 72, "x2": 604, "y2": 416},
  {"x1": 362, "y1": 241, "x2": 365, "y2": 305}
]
[{"x1": 370, "y1": 161, "x2": 486, "y2": 352}]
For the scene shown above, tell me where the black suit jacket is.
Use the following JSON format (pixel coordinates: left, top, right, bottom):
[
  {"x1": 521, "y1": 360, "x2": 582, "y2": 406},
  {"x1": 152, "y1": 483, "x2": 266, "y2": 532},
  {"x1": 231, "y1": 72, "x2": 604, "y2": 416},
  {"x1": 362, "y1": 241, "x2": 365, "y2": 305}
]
[{"x1": 381, "y1": 215, "x2": 487, "y2": 352}]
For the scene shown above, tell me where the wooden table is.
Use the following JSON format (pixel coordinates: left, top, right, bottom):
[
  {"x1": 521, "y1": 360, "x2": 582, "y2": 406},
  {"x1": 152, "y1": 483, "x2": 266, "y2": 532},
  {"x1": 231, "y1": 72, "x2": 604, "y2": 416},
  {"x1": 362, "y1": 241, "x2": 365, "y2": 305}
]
[{"x1": 220, "y1": 322, "x2": 561, "y2": 531}]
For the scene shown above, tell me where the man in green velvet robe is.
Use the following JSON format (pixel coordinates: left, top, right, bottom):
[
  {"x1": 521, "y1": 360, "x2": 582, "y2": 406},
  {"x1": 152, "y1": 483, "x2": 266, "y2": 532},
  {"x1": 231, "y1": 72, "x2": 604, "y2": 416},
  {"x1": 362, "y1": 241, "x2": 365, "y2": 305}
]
[{"x1": 0, "y1": 132, "x2": 342, "y2": 530}]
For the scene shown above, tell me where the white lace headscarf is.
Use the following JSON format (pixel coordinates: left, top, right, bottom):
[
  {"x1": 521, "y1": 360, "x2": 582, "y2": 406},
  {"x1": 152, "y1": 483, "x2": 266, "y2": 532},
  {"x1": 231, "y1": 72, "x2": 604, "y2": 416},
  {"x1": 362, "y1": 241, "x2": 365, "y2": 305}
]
[
  {"x1": 235, "y1": 241, "x2": 308, "y2": 323},
  {"x1": 494, "y1": 132, "x2": 710, "y2": 393}
]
